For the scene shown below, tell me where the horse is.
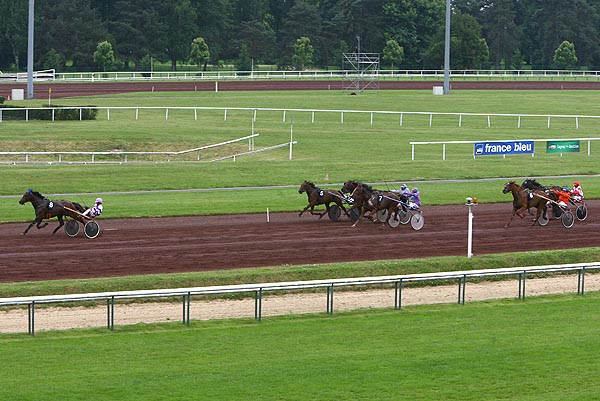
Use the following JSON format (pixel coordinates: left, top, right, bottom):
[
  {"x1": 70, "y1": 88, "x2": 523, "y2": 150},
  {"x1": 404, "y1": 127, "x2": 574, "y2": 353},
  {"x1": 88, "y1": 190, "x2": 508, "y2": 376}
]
[
  {"x1": 342, "y1": 181, "x2": 408, "y2": 227},
  {"x1": 341, "y1": 181, "x2": 379, "y2": 226},
  {"x1": 502, "y1": 181, "x2": 548, "y2": 227},
  {"x1": 19, "y1": 189, "x2": 86, "y2": 235},
  {"x1": 521, "y1": 178, "x2": 562, "y2": 218},
  {"x1": 298, "y1": 181, "x2": 348, "y2": 219}
]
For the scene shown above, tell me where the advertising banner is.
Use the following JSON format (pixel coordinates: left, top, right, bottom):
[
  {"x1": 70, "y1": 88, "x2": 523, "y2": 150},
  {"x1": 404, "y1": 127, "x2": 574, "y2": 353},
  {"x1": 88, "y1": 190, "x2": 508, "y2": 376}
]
[
  {"x1": 474, "y1": 141, "x2": 534, "y2": 156},
  {"x1": 546, "y1": 140, "x2": 580, "y2": 153}
]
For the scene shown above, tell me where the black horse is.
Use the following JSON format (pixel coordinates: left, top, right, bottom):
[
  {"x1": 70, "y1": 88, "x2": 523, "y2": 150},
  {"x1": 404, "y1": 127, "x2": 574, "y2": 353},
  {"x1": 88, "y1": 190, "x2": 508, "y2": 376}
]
[
  {"x1": 298, "y1": 181, "x2": 348, "y2": 219},
  {"x1": 521, "y1": 178, "x2": 561, "y2": 218},
  {"x1": 19, "y1": 189, "x2": 86, "y2": 235}
]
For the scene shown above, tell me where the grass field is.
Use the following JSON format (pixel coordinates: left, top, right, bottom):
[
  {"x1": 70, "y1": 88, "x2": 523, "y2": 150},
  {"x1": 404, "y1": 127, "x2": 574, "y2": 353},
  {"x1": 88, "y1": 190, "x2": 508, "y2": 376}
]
[
  {"x1": 1, "y1": 90, "x2": 599, "y2": 222},
  {"x1": 2, "y1": 293, "x2": 600, "y2": 401},
  {"x1": 1, "y1": 89, "x2": 600, "y2": 399}
]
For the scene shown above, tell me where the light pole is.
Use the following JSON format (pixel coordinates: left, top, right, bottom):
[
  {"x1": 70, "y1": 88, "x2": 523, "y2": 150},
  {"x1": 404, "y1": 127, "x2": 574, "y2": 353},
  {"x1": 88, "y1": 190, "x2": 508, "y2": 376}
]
[
  {"x1": 443, "y1": 0, "x2": 451, "y2": 95},
  {"x1": 27, "y1": 0, "x2": 35, "y2": 99}
]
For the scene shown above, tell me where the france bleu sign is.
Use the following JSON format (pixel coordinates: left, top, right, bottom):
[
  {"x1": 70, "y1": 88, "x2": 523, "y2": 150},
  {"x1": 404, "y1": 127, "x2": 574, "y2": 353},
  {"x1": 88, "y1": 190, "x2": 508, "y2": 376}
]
[{"x1": 474, "y1": 141, "x2": 535, "y2": 156}]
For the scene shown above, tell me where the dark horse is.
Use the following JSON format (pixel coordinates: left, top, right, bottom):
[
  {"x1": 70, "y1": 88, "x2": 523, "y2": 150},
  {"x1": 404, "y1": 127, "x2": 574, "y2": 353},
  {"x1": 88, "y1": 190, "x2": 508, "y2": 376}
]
[
  {"x1": 19, "y1": 189, "x2": 86, "y2": 235},
  {"x1": 521, "y1": 178, "x2": 561, "y2": 218},
  {"x1": 341, "y1": 180, "x2": 408, "y2": 227},
  {"x1": 298, "y1": 181, "x2": 348, "y2": 219},
  {"x1": 502, "y1": 181, "x2": 548, "y2": 227}
]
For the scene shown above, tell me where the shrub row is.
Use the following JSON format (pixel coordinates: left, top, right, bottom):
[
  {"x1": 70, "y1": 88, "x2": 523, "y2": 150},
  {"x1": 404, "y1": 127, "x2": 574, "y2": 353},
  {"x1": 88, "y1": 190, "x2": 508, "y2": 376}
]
[{"x1": 0, "y1": 104, "x2": 97, "y2": 120}]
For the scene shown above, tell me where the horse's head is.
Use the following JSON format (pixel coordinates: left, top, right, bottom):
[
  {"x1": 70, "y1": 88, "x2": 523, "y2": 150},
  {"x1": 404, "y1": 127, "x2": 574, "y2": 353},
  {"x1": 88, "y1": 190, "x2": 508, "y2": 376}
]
[
  {"x1": 19, "y1": 189, "x2": 45, "y2": 205},
  {"x1": 522, "y1": 178, "x2": 541, "y2": 191},
  {"x1": 341, "y1": 180, "x2": 358, "y2": 194},
  {"x1": 298, "y1": 180, "x2": 313, "y2": 194},
  {"x1": 19, "y1": 189, "x2": 34, "y2": 205},
  {"x1": 502, "y1": 181, "x2": 518, "y2": 194}
]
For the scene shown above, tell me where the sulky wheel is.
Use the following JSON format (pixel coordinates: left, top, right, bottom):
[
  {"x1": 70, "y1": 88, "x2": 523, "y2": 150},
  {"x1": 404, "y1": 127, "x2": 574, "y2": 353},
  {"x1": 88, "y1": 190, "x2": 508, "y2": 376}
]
[
  {"x1": 410, "y1": 212, "x2": 425, "y2": 230},
  {"x1": 537, "y1": 210, "x2": 549, "y2": 226},
  {"x1": 328, "y1": 204, "x2": 342, "y2": 221},
  {"x1": 399, "y1": 208, "x2": 411, "y2": 225},
  {"x1": 65, "y1": 219, "x2": 80, "y2": 237},
  {"x1": 377, "y1": 209, "x2": 388, "y2": 223},
  {"x1": 387, "y1": 212, "x2": 401, "y2": 228},
  {"x1": 84, "y1": 220, "x2": 101, "y2": 239},
  {"x1": 576, "y1": 204, "x2": 588, "y2": 221},
  {"x1": 561, "y1": 210, "x2": 574, "y2": 229}
]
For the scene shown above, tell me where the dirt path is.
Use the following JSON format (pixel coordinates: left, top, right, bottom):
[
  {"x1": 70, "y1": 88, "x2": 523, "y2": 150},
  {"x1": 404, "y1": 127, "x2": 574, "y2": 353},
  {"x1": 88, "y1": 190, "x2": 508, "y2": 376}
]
[{"x1": 2, "y1": 273, "x2": 598, "y2": 333}]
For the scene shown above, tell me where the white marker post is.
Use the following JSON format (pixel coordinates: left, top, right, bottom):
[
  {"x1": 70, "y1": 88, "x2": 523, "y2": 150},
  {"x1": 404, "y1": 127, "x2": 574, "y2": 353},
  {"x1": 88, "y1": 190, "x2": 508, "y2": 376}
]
[{"x1": 465, "y1": 197, "x2": 477, "y2": 258}]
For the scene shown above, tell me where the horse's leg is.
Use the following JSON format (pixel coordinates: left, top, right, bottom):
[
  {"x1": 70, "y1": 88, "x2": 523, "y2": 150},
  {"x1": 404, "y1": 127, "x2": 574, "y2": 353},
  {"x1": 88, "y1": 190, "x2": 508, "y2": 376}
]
[
  {"x1": 318, "y1": 204, "x2": 330, "y2": 219},
  {"x1": 351, "y1": 207, "x2": 366, "y2": 227},
  {"x1": 22, "y1": 221, "x2": 36, "y2": 235},
  {"x1": 52, "y1": 216, "x2": 64, "y2": 234},
  {"x1": 299, "y1": 204, "x2": 310, "y2": 217}
]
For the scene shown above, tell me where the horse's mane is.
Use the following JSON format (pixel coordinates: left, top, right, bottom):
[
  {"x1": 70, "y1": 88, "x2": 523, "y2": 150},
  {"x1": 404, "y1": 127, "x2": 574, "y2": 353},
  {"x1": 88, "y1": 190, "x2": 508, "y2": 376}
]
[
  {"x1": 29, "y1": 190, "x2": 46, "y2": 199},
  {"x1": 360, "y1": 183, "x2": 375, "y2": 192},
  {"x1": 304, "y1": 181, "x2": 316, "y2": 188}
]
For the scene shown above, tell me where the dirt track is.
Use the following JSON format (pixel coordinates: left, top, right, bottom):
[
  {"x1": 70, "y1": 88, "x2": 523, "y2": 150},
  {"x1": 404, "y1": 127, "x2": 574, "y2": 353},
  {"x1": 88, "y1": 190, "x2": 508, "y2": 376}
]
[
  {"x1": 1, "y1": 201, "x2": 597, "y2": 283},
  {"x1": 4, "y1": 80, "x2": 600, "y2": 100}
]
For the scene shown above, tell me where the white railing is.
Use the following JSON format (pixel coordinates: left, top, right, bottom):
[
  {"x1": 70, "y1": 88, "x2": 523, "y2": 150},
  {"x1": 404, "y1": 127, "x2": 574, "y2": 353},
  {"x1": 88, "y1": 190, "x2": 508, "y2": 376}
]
[
  {"x1": 1, "y1": 262, "x2": 598, "y2": 335},
  {"x1": 2, "y1": 69, "x2": 600, "y2": 83},
  {"x1": 0, "y1": 134, "x2": 260, "y2": 164},
  {"x1": 3, "y1": 106, "x2": 600, "y2": 129},
  {"x1": 410, "y1": 138, "x2": 600, "y2": 160}
]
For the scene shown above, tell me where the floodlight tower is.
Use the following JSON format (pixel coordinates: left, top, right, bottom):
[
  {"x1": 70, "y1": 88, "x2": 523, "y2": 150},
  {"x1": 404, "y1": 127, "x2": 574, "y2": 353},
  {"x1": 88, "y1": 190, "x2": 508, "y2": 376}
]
[{"x1": 443, "y1": 0, "x2": 451, "y2": 94}]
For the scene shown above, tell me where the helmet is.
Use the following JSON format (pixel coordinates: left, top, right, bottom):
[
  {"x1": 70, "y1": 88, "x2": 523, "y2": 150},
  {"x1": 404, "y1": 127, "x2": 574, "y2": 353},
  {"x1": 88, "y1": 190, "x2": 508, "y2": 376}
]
[
  {"x1": 400, "y1": 184, "x2": 407, "y2": 190},
  {"x1": 574, "y1": 181, "x2": 580, "y2": 186},
  {"x1": 563, "y1": 187, "x2": 569, "y2": 192},
  {"x1": 412, "y1": 187, "x2": 419, "y2": 193},
  {"x1": 95, "y1": 197, "x2": 103, "y2": 204}
]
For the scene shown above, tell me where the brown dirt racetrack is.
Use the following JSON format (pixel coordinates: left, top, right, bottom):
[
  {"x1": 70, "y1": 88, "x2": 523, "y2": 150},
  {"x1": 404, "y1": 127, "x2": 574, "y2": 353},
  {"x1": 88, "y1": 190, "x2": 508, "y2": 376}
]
[{"x1": 1, "y1": 201, "x2": 596, "y2": 283}]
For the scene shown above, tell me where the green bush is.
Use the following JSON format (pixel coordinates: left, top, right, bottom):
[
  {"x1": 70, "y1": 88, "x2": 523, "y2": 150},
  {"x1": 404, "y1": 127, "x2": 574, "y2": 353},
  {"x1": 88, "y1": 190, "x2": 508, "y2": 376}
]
[
  {"x1": 0, "y1": 96, "x2": 5, "y2": 104},
  {"x1": 0, "y1": 104, "x2": 97, "y2": 120}
]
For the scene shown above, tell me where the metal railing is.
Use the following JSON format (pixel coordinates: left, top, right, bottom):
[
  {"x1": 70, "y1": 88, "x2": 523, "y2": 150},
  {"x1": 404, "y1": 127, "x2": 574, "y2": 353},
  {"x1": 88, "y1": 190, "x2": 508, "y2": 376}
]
[{"x1": 1, "y1": 262, "x2": 597, "y2": 335}]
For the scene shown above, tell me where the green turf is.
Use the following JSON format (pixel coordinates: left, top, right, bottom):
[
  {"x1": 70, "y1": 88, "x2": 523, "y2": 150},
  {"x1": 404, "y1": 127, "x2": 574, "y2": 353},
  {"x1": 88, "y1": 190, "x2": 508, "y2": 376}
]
[
  {"x1": 1, "y1": 90, "x2": 599, "y2": 221},
  {"x1": 1, "y1": 293, "x2": 600, "y2": 401}
]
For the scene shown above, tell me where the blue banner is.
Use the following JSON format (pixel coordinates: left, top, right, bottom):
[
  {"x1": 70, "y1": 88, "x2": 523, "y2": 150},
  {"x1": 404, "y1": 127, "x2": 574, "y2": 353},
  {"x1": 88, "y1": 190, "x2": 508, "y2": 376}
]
[{"x1": 474, "y1": 141, "x2": 535, "y2": 156}]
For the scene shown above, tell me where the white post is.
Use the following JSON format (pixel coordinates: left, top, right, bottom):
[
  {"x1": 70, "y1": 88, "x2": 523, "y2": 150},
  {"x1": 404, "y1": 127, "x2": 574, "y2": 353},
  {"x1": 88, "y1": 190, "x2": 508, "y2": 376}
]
[
  {"x1": 466, "y1": 199, "x2": 476, "y2": 258},
  {"x1": 215, "y1": 82, "x2": 218, "y2": 92},
  {"x1": 289, "y1": 123, "x2": 293, "y2": 160},
  {"x1": 266, "y1": 208, "x2": 270, "y2": 223}
]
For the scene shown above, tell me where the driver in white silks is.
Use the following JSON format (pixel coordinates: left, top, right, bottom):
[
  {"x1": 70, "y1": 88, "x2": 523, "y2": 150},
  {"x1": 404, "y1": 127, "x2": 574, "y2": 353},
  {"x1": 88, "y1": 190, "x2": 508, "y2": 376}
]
[{"x1": 83, "y1": 197, "x2": 103, "y2": 218}]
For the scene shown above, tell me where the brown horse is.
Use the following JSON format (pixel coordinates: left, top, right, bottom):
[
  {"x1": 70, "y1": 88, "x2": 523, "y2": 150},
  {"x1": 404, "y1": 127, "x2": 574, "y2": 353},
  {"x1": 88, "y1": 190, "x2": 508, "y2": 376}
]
[
  {"x1": 19, "y1": 189, "x2": 86, "y2": 235},
  {"x1": 341, "y1": 181, "x2": 380, "y2": 227},
  {"x1": 502, "y1": 181, "x2": 548, "y2": 227},
  {"x1": 298, "y1": 181, "x2": 348, "y2": 219}
]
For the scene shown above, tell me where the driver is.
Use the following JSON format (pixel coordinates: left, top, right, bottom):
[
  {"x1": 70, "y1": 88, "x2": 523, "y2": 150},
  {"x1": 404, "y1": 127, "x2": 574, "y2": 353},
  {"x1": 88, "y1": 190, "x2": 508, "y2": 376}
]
[{"x1": 83, "y1": 197, "x2": 103, "y2": 218}]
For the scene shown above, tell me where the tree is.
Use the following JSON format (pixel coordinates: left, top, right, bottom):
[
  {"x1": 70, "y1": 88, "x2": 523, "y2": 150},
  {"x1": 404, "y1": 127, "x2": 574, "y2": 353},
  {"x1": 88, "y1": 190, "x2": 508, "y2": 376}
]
[
  {"x1": 93, "y1": 41, "x2": 115, "y2": 72},
  {"x1": 189, "y1": 37, "x2": 210, "y2": 70},
  {"x1": 42, "y1": 48, "x2": 64, "y2": 70},
  {"x1": 382, "y1": 39, "x2": 404, "y2": 69},
  {"x1": 481, "y1": 0, "x2": 520, "y2": 69},
  {"x1": 291, "y1": 36, "x2": 314, "y2": 70},
  {"x1": 553, "y1": 40, "x2": 578, "y2": 69},
  {"x1": 235, "y1": 43, "x2": 252, "y2": 72}
]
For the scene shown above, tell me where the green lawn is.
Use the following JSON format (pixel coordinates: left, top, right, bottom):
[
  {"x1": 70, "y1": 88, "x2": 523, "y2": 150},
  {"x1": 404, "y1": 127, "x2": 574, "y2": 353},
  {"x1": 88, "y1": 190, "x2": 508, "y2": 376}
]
[
  {"x1": 1, "y1": 90, "x2": 599, "y2": 221},
  {"x1": 2, "y1": 293, "x2": 600, "y2": 401}
]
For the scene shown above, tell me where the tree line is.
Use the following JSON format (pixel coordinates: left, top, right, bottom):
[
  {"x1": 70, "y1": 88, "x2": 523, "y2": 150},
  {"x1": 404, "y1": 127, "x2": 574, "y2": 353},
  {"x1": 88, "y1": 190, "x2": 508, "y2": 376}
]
[{"x1": 0, "y1": 0, "x2": 597, "y2": 72}]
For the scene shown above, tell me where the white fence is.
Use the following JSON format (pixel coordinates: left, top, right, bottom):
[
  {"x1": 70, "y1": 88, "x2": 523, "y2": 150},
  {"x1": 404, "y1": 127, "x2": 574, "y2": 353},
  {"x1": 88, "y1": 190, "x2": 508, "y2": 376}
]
[
  {"x1": 1, "y1": 262, "x2": 597, "y2": 335},
  {"x1": 3, "y1": 69, "x2": 600, "y2": 83},
  {"x1": 3, "y1": 105, "x2": 600, "y2": 129}
]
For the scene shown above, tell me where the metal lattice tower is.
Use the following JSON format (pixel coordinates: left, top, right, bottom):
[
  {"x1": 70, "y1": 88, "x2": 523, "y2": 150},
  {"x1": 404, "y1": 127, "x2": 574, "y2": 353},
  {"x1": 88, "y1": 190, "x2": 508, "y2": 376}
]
[{"x1": 342, "y1": 52, "x2": 380, "y2": 93}]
